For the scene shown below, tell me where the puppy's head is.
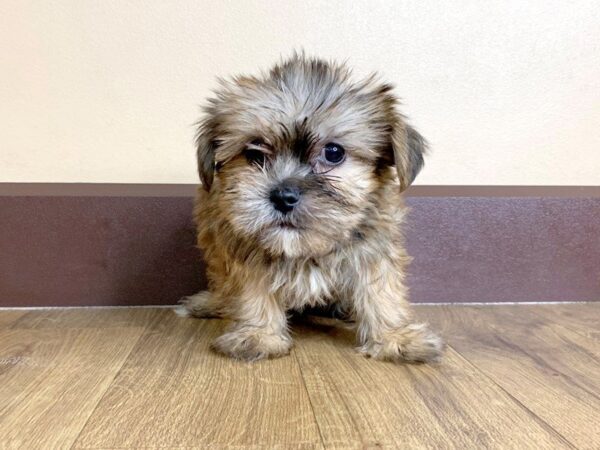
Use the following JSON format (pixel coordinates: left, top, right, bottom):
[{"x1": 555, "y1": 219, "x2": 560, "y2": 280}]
[{"x1": 196, "y1": 54, "x2": 426, "y2": 258}]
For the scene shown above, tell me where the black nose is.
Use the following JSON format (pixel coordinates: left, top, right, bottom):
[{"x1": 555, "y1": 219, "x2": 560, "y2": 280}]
[{"x1": 270, "y1": 185, "x2": 300, "y2": 214}]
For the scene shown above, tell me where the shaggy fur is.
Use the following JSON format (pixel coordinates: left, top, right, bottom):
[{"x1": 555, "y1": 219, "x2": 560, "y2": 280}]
[{"x1": 182, "y1": 54, "x2": 443, "y2": 363}]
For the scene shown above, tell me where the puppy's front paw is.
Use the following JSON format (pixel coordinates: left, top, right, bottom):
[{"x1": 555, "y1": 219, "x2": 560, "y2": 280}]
[
  {"x1": 212, "y1": 328, "x2": 292, "y2": 362},
  {"x1": 358, "y1": 323, "x2": 444, "y2": 364}
]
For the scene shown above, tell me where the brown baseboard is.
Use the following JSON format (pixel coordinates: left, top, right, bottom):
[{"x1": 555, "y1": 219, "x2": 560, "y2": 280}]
[
  {"x1": 1, "y1": 183, "x2": 599, "y2": 306},
  {"x1": 2, "y1": 183, "x2": 600, "y2": 197}
]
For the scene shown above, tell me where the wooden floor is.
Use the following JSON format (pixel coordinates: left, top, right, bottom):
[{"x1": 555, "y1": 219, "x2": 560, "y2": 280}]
[{"x1": 0, "y1": 304, "x2": 598, "y2": 449}]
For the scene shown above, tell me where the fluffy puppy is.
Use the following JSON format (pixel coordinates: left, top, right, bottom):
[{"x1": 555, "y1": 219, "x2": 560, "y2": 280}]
[{"x1": 182, "y1": 54, "x2": 443, "y2": 363}]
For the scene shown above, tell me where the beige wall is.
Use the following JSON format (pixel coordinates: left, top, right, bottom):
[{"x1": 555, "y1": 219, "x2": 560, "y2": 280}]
[{"x1": 1, "y1": 0, "x2": 599, "y2": 185}]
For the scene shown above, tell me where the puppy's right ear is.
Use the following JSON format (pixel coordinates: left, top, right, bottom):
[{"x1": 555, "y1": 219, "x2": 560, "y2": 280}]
[
  {"x1": 390, "y1": 121, "x2": 428, "y2": 192},
  {"x1": 195, "y1": 119, "x2": 218, "y2": 191}
]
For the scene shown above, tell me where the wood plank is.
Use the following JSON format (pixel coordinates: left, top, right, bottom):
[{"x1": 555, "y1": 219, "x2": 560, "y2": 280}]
[
  {"x1": 531, "y1": 303, "x2": 600, "y2": 341},
  {"x1": 292, "y1": 320, "x2": 570, "y2": 449},
  {"x1": 73, "y1": 311, "x2": 323, "y2": 449},
  {"x1": 419, "y1": 305, "x2": 600, "y2": 449},
  {"x1": 0, "y1": 310, "x2": 26, "y2": 329},
  {"x1": 9, "y1": 306, "x2": 161, "y2": 330},
  {"x1": 2, "y1": 305, "x2": 595, "y2": 449},
  {"x1": 0, "y1": 325, "x2": 144, "y2": 449}
]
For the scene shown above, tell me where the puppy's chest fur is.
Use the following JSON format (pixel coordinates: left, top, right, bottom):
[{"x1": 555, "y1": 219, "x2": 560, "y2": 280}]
[{"x1": 268, "y1": 255, "x2": 347, "y2": 309}]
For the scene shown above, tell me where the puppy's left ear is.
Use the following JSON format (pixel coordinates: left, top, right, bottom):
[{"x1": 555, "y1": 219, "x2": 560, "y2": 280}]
[
  {"x1": 391, "y1": 121, "x2": 428, "y2": 191},
  {"x1": 195, "y1": 118, "x2": 219, "y2": 192}
]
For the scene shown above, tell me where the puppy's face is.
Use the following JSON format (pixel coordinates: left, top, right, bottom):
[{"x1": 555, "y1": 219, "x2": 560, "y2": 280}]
[{"x1": 197, "y1": 56, "x2": 426, "y2": 258}]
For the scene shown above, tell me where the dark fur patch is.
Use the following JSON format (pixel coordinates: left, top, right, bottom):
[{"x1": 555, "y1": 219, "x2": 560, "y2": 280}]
[{"x1": 292, "y1": 121, "x2": 317, "y2": 163}]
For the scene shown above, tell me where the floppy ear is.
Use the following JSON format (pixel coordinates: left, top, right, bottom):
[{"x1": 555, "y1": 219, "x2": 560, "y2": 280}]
[
  {"x1": 391, "y1": 121, "x2": 427, "y2": 191},
  {"x1": 195, "y1": 119, "x2": 218, "y2": 192}
]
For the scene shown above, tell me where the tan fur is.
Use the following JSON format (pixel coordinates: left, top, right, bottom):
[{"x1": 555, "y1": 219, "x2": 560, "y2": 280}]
[{"x1": 182, "y1": 53, "x2": 443, "y2": 363}]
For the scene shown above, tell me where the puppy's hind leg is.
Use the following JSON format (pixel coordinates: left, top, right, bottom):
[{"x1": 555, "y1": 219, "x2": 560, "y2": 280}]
[{"x1": 177, "y1": 291, "x2": 224, "y2": 318}]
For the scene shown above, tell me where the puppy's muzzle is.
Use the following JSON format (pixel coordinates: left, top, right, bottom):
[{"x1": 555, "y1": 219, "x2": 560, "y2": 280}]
[{"x1": 270, "y1": 183, "x2": 300, "y2": 214}]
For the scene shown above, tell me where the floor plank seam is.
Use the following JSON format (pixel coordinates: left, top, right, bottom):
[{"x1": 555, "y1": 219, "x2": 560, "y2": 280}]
[
  {"x1": 446, "y1": 344, "x2": 579, "y2": 449},
  {"x1": 492, "y1": 332, "x2": 600, "y2": 403},
  {"x1": 68, "y1": 329, "x2": 148, "y2": 450},
  {"x1": 292, "y1": 348, "x2": 328, "y2": 449},
  {"x1": 331, "y1": 344, "x2": 391, "y2": 446},
  {"x1": 320, "y1": 351, "x2": 364, "y2": 446},
  {"x1": 490, "y1": 385, "x2": 579, "y2": 450}
]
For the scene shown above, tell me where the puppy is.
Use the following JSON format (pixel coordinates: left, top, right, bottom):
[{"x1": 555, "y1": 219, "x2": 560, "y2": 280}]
[{"x1": 182, "y1": 54, "x2": 443, "y2": 363}]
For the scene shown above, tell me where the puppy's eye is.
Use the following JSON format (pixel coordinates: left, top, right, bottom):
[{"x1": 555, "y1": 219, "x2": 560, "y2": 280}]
[
  {"x1": 244, "y1": 138, "x2": 271, "y2": 167},
  {"x1": 321, "y1": 143, "x2": 345, "y2": 165},
  {"x1": 244, "y1": 149, "x2": 265, "y2": 167},
  {"x1": 250, "y1": 138, "x2": 266, "y2": 147}
]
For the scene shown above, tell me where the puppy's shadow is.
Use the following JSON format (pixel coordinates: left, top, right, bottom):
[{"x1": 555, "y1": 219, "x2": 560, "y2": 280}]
[{"x1": 290, "y1": 309, "x2": 356, "y2": 346}]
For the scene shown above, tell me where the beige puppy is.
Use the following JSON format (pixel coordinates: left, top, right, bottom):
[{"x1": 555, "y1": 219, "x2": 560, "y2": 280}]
[{"x1": 182, "y1": 54, "x2": 443, "y2": 363}]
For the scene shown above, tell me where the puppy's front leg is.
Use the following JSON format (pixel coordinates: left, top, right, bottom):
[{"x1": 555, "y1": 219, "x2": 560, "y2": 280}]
[
  {"x1": 352, "y1": 264, "x2": 443, "y2": 363},
  {"x1": 212, "y1": 285, "x2": 291, "y2": 362}
]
